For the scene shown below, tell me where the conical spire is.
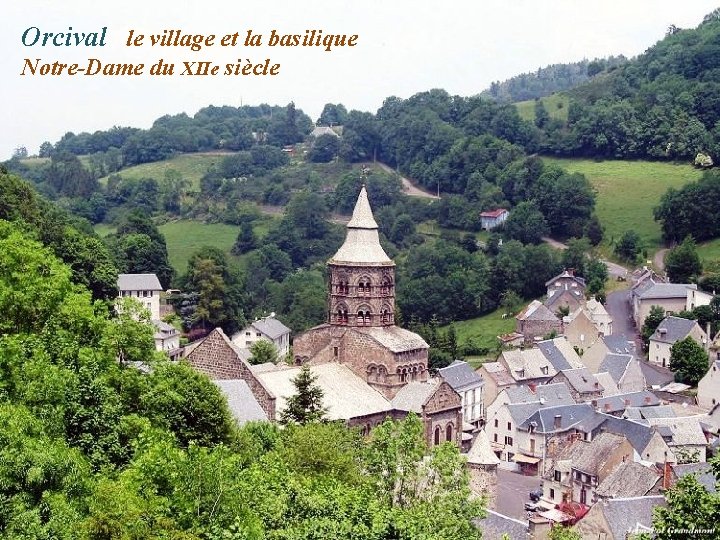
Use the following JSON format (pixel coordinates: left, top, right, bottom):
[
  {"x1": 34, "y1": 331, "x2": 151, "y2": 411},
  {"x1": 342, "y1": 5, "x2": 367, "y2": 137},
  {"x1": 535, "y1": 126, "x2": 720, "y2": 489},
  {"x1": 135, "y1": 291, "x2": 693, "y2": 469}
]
[
  {"x1": 346, "y1": 185, "x2": 378, "y2": 229},
  {"x1": 329, "y1": 185, "x2": 393, "y2": 265}
]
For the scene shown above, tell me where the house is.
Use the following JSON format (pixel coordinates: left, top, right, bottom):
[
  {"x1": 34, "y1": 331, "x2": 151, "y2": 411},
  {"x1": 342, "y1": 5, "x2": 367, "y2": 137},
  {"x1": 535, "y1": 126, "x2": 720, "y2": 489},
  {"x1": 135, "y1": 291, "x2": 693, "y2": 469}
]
[
  {"x1": 542, "y1": 432, "x2": 633, "y2": 506},
  {"x1": 645, "y1": 416, "x2": 708, "y2": 462},
  {"x1": 545, "y1": 269, "x2": 586, "y2": 298},
  {"x1": 117, "y1": 273, "x2": 163, "y2": 320},
  {"x1": 515, "y1": 301, "x2": 563, "y2": 343},
  {"x1": 582, "y1": 334, "x2": 637, "y2": 374},
  {"x1": 500, "y1": 348, "x2": 557, "y2": 385},
  {"x1": 544, "y1": 288, "x2": 585, "y2": 315},
  {"x1": 698, "y1": 360, "x2": 720, "y2": 410},
  {"x1": 562, "y1": 308, "x2": 601, "y2": 352},
  {"x1": 438, "y1": 360, "x2": 485, "y2": 426},
  {"x1": 585, "y1": 297, "x2": 612, "y2": 336},
  {"x1": 474, "y1": 510, "x2": 528, "y2": 540},
  {"x1": 670, "y1": 462, "x2": 717, "y2": 493},
  {"x1": 479, "y1": 208, "x2": 509, "y2": 230},
  {"x1": 594, "y1": 372, "x2": 620, "y2": 396},
  {"x1": 550, "y1": 368, "x2": 604, "y2": 402},
  {"x1": 477, "y1": 362, "x2": 516, "y2": 413},
  {"x1": 573, "y1": 495, "x2": 666, "y2": 540},
  {"x1": 631, "y1": 280, "x2": 699, "y2": 328},
  {"x1": 232, "y1": 315, "x2": 291, "y2": 358},
  {"x1": 686, "y1": 287, "x2": 714, "y2": 311},
  {"x1": 592, "y1": 391, "x2": 660, "y2": 416},
  {"x1": 648, "y1": 316, "x2": 708, "y2": 368},
  {"x1": 594, "y1": 460, "x2": 662, "y2": 500},
  {"x1": 536, "y1": 337, "x2": 585, "y2": 372},
  {"x1": 309, "y1": 125, "x2": 340, "y2": 138},
  {"x1": 153, "y1": 320, "x2": 181, "y2": 359},
  {"x1": 598, "y1": 353, "x2": 646, "y2": 393}
]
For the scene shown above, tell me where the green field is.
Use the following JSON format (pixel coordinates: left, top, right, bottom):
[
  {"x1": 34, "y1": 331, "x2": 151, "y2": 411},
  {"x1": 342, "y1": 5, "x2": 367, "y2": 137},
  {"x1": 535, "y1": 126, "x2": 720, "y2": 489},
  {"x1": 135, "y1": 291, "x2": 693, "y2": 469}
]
[
  {"x1": 697, "y1": 237, "x2": 720, "y2": 265},
  {"x1": 542, "y1": 157, "x2": 702, "y2": 255},
  {"x1": 515, "y1": 94, "x2": 570, "y2": 123},
  {"x1": 441, "y1": 308, "x2": 515, "y2": 363},
  {"x1": 98, "y1": 153, "x2": 233, "y2": 190}
]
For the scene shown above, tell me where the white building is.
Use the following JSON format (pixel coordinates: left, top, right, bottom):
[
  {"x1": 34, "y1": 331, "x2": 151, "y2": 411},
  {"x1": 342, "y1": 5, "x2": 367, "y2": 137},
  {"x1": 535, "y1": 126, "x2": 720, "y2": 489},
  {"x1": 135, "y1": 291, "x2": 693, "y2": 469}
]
[
  {"x1": 648, "y1": 316, "x2": 708, "y2": 368},
  {"x1": 698, "y1": 360, "x2": 720, "y2": 411},
  {"x1": 232, "y1": 314, "x2": 291, "y2": 357},
  {"x1": 153, "y1": 320, "x2": 181, "y2": 359},
  {"x1": 438, "y1": 360, "x2": 485, "y2": 427},
  {"x1": 117, "y1": 273, "x2": 163, "y2": 320}
]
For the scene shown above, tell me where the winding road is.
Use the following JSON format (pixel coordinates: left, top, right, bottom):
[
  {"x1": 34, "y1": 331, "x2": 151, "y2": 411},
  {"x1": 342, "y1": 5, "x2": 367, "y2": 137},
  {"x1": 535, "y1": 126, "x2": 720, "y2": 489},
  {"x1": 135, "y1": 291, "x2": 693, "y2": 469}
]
[
  {"x1": 540, "y1": 237, "x2": 629, "y2": 279},
  {"x1": 373, "y1": 162, "x2": 440, "y2": 199}
]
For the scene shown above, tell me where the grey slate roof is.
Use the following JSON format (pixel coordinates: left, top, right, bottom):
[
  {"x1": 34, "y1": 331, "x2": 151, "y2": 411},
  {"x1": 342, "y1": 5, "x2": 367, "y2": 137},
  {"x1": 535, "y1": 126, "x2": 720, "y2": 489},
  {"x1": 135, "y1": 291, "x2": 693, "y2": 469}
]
[
  {"x1": 559, "y1": 367, "x2": 603, "y2": 394},
  {"x1": 438, "y1": 360, "x2": 483, "y2": 392},
  {"x1": 474, "y1": 511, "x2": 528, "y2": 540},
  {"x1": 507, "y1": 402, "x2": 543, "y2": 425},
  {"x1": 672, "y1": 463, "x2": 717, "y2": 492},
  {"x1": 117, "y1": 273, "x2": 162, "y2": 291},
  {"x1": 362, "y1": 326, "x2": 429, "y2": 352},
  {"x1": 636, "y1": 282, "x2": 694, "y2": 300},
  {"x1": 640, "y1": 361, "x2": 676, "y2": 388},
  {"x1": 594, "y1": 415, "x2": 656, "y2": 453},
  {"x1": 602, "y1": 496, "x2": 666, "y2": 540},
  {"x1": 650, "y1": 316, "x2": 698, "y2": 344},
  {"x1": 519, "y1": 403, "x2": 595, "y2": 433},
  {"x1": 480, "y1": 362, "x2": 516, "y2": 387},
  {"x1": 599, "y1": 354, "x2": 633, "y2": 384},
  {"x1": 391, "y1": 379, "x2": 442, "y2": 413},
  {"x1": 506, "y1": 382, "x2": 575, "y2": 406},
  {"x1": 595, "y1": 391, "x2": 660, "y2": 414},
  {"x1": 544, "y1": 288, "x2": 584, "y2": 310},
  {"x1": 545, "y1": 270, "x2": 586, "y2": 288},
  {"x1": 624, "y1": 404, "x2": 676, "y2": 421},
  {"x1": 251, "y1": 317, "x2": 291, "y2": 339},
  {"x1": 595, "y1": 461, "x2": 661, "y2": 498},
  {"x1": 516, "y1": 300, "x2": 558, "y2": 322},
  {"x1": 214, "y1": 379, "x2": 268, "y2": 424},
  {"x1": 537, "y1": 340, "x2": 573, "y2": 371},
  {"x1": 602, "y1": 334, "x2": 637, "y2": 356},
  {"x1": 572, "y1": 432, "x2": 628, "y2": 476}
]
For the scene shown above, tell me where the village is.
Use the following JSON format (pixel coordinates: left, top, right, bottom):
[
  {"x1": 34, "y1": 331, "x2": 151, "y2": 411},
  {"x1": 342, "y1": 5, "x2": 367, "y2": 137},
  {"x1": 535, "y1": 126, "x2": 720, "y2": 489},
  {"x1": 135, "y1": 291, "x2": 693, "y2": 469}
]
[{"x1": 118, "y1": 186, "x2": 720, "y2": 540}]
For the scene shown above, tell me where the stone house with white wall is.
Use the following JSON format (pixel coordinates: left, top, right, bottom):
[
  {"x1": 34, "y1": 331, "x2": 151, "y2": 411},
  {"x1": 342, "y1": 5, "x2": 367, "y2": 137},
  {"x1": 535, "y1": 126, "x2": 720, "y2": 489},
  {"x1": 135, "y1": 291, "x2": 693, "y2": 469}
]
[
  {"x1": 117, "y1": 273, "x2": 163, "y2": 320},
  {"x1": 515, "y1": 300, "x2": 563, "y2": 343},
  {"x1": 632, "y1": 280, "x2": 699, "y2": 328},
  {"x1": 648, "y1": 316, "x2": 708, "y2": 368},
  {"x1": 438, "y1": 360, "x2": 484, "y2": 427},
  {"x1": 598, "y1": 353, "x2": 646, "y2": 393},
  {"x1": 698, "y1": 359, "x2": 720, "y2": 410},
  {"x1": 231, "y1": 315, "x2": 291, "y2": 357}
]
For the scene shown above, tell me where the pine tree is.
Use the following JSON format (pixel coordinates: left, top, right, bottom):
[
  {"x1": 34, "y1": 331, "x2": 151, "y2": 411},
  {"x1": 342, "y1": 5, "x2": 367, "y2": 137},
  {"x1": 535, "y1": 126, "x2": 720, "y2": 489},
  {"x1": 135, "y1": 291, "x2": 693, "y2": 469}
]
[{"x1": 280, "y1": 365, "x2": 327, "y2": 425}]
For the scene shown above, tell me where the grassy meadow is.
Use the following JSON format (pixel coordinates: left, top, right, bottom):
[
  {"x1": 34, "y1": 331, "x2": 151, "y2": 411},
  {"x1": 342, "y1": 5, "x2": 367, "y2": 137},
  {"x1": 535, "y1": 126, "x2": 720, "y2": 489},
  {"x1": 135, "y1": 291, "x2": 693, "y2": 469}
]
[
  {"x1": 542, "y1": 157, "x2": 702, "y2": 256},
  {"x1": 515, "y1": 94, "x2": 570, "y2": 123},
  {"x1": 441, "y1": 307, "x2": 515, "y2": 367},
  {"x1": 697, "y1": 237, "x2": 720, "y2": 266}
]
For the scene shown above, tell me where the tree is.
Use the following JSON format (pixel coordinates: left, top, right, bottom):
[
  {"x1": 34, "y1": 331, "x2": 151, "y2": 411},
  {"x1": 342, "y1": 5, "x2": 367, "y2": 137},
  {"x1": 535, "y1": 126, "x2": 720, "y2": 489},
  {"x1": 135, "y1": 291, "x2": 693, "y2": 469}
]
[
  {"x1": 307, "y1": 134, "x2": 340, "y2": 163},
  {"x1": 232, "y1": 222, "x2": 257, "y2": 255},
  {"x1": 666, "y1": 236, "x2": 703, "y2": 283},
  {"x1": 585, "y1": 215, "x2": 604, "y2": 245},
  {"x1": 317, "y1": 103, "x2": 348, "y2": 126},
  {"x1": 562, "y1": 238, "x2": 590, "y2": 277},
  {"x1": 105, "y1": 297, "x2": 156, "y2": 366},
  {"x1": 500, "y1": 290, "x2": 523, "y2": 316},
  {"x1": 669, "y1": 336, "x2": 710, "y2": 385},
  {"x1": 548, "y1": 525, "x2": 582, "y2": 540},
  {"x1": 503, "y1": 201, "x2": 549, "y2": 244},
  {"x1": 642, "y1": 305, "x2": 666, "y2": 346},
  {"x1": 280, "y1": 365, "x2": 327, "y2": 425},
  {"x1": 615, "y1": 230, "x2": 642, "y2": 262},
  {"x1": 249, "y1": 339, "x2": 278, "y2": 365}
]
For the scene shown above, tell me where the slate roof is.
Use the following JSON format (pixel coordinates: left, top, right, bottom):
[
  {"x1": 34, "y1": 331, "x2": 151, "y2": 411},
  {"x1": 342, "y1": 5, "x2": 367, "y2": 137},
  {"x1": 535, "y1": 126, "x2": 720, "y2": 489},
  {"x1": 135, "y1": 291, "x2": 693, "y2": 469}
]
[
  {"x1": 474, "y1": 511, "x2": 528, "y2": 540},
  {"x1": 595, "y1": 372, "x2": 620, "y2": 396},
  {"x1": 502, "y1": 348, "x2": 556, "y2": 381},
  {"x1": 519, "y1": 403, "x2": 595, "y2": 433},
  {"x1": 257, "y1": 363, "x2": 392, "y2": 420},
  {"x1": 516, "y1": 300, "x2": 558, "y2": 322},
  {"x1": 506, "y1": 382, "x2": 575, "y2": 406},
  {"x1": 362, "y1": 326, "x2": 429, "y2": 352},
  {"x1": 330, "y1": 185, "x2": 393, "y2": 265},
  {"x1": 586, "y1": 297, "x2": 610, "y2": 319},
  {"x1": 624, "y1": 404, "x2": 676, "y2": 421},
  {"x1": 480, "y1": 362, "x2": 516, "y2": 387},
  {"x1": 640, "y1": 361, "x2": 675, "y2": 388},
  {"x1": 595, "y1": 461, "x2": 661, "y2": 498},
  {"x1": 214, "y1": 379, "x2": 268, "y2": 424},
  {"x1": 603, "y1": 496, "x2": 666, "y2": 540},
  {"x1": 544, "y1": 288, "x2": 584, "y2": 310},
  {"x1": 594, "y1": 391, "x2": 660, "y2": 414},
  {"x1": 545, "y1": 269, "x2": 586, "y2": 288},
  {"x1": 438, "y1": 360, "x2": 484, "y2": 392},
  {"x1": 559, "y1": 368, "x2": 603, "y2": 394},
  {"x1": 537, "y1": 338, "x2": 584, "y2": 371},
  {"x1": 593, "y1": 415, "x2": 657, "y2": 453},
  {"x1": 251, "y1": 316, "x2": 291, "y2": 339},
  {"x1": 310, "y1": 126, "x2": 340, "y2": 138},
  {"x1": 466, "y1": 430, "x2": 501, "y2": 466},
  {"x1": 117, "y1": 273, "x2": 162, "y2": 291},
  {"x1": 572, "y1": 432, "x2": 628, "y2": 476},
  {"x1": 650, "y1": 316, "x2": 699, "y2": 344},
  {"x1": 672, "y1": 463, "x2": 717, "y2": 492},
  {"x1": 507, "y1": 402, "x2": 543, "y2": 425},
  {"x1": 602, "y1": 334, "x2": 637, "y2": 356},
  {"x1": 599, "y1": 354, "x2": 634, "y2": 384},
  {"x1": 635, "y1": 282, "x2": 695, "y2": 300},
  {"x1": 391, "y1": 379, "x2": 442, "y2": 413},
  {"x1": 646, "y1": 417, "x2": 707, "y2": 446}
]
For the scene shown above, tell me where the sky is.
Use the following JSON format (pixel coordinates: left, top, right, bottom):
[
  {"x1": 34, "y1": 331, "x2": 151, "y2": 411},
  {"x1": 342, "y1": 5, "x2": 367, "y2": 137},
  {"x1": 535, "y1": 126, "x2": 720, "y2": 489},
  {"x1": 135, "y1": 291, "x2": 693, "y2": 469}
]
[{"x1": 3, "y1": 0, "x2": 719, "y2": 160}]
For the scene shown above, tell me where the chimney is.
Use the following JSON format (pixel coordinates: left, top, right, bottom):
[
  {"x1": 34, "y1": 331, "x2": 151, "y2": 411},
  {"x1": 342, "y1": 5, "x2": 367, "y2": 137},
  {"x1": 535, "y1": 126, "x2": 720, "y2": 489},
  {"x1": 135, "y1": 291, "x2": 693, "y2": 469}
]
[
  {"x1": 604, "y1": 403, "x2": 611, "y2": 412},
  {"x1": 594, "y1": 381, "x2": 599, "y2": 389},
  {"x1": 644, "y1": 396, "x2": 652, "y2": 405},
  {"x1": 528, "y1": 382, "x2": 537, "y2": 393},
  {"x1": 554, "y1": 415, "x2": 562, "y2": 429},
  {"x1": 624, "y1": 399, "x2": 631, "y2": 407},
  {"x1": 659, "y1": 328, "x2": 667, "y2": 335},
  {"x1": 591, "y1": 400, "x2": 598, "y2": 408}
]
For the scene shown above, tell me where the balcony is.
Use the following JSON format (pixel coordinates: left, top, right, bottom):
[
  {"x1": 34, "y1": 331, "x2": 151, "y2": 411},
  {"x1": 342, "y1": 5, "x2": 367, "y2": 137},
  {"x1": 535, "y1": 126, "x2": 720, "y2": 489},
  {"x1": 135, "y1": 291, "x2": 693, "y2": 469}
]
[{"x1": 518, "y1": 446, "x2": 543, "y2": 459}]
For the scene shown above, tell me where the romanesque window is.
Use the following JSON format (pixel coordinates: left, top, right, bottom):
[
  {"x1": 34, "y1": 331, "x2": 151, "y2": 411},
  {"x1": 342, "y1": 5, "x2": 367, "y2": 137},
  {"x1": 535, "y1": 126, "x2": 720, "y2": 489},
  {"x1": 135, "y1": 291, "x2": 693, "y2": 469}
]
[
  {"x1": 357, "y1": 309, "x2": 371, "y2": 325},
  {"x1": 381, "y1": 277, "x2": 392, "y2": 295},
  {"x1": 434, "y1": 427, "x2": 441, "y2": 446},
  {"x1": 446, "y1": 423, "x2": 453, "y2": 442},
  {"x1": 358, "y1": 277, "x2": 372, "y2": 293},
  {"x1": 381, "y1": 308, "x2": 391, "y2": 324}
]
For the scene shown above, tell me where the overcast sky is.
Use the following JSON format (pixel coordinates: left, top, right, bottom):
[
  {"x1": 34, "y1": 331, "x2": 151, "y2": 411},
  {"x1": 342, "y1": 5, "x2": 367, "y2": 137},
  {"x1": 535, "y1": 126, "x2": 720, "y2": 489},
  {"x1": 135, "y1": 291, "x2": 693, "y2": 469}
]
[{"x1": 3, "y1": 0, "x2": 719, "y2": 159}]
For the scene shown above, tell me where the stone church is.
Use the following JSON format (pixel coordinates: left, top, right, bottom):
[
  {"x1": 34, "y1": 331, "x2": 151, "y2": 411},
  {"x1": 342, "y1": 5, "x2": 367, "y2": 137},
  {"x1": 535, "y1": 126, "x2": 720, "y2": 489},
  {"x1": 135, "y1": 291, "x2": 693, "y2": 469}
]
[
  {"x1": 293, "y1": 185, "x2": 430, "y2": 399},
  {"x1": 186, "y1": 185, "x2": 463, "y2": 447}
]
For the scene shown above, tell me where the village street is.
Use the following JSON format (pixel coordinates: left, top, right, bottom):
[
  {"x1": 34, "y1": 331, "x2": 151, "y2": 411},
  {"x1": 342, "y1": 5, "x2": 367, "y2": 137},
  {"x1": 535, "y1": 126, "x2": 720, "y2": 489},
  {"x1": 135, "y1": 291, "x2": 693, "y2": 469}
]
[{"x1": 495, "y1": 469, "x2": 543, "y2": 521}]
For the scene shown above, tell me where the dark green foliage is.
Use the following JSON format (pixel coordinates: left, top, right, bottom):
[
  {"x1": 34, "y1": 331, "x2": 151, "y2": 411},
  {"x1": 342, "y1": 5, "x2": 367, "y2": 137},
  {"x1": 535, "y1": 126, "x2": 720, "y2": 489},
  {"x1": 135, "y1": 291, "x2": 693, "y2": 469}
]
[
  {"x1": 655, "y1": 171, "x2": 720, "y2": 243},
  {"x1": 317, "y1": 103, "x2": 348, "y2": 126},
  {"x1": 615, "y1": 230, "x2": 642, "y2": 262},
  {"x1": 280, "y1": 365, "x2": 327, "y2": 425},
  {"x1": 666, "y1": 236, "x2": 703, "y2": 283},
  {"x1": 561, "y1": 238, "x2": 591, "y2": 277},
  {"x1": 503, "y1": 201, "x2": 549, "y2": 244},
  {"x1": 308, "y1": 133, "x2": 341, "y2": 163},
  {"x1": 232, "y1": 222, "x2": 257, "y2": 255},
  {"x1": 669, "y1": 336, "x2": 710, "y2": 385},
  {"x1": 248, "y1": 339, "x2": 279, "y2": 365},
  {"x1": 642, "y1": 305, "x2": 667, "y2": 346}
]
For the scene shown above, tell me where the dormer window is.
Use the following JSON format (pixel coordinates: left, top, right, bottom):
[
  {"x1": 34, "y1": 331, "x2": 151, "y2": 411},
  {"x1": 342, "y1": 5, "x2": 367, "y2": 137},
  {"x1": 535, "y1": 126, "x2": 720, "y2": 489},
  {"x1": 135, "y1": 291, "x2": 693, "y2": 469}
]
[{"x1": 541, "y1": 366, "x2": 548, "y2": 375}]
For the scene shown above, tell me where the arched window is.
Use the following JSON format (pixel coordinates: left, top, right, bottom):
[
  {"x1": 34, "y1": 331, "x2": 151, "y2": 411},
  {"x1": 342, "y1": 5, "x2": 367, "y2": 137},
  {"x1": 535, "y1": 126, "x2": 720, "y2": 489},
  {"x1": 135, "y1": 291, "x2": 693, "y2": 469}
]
[
  {"x1": 446, "y1": 423, "x2": 454, "y2": 442},
  {"x1": 434, "y1": 426, "x2": 441, "y2": 446},
  {"x1": 382, "y1": 277, "x2": 392, "y2": 295}
]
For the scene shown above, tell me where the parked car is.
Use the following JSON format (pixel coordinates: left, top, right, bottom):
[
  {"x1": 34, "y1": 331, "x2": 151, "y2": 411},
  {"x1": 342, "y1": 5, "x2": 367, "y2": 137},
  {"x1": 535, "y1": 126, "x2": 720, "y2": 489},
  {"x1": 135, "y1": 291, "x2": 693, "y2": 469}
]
[
  {"x1": 529, "y1": 488, "x2": 543, "y2": 502},
  {"x1": 524, "y1": 502, "x2": 539, "y2": 512}
]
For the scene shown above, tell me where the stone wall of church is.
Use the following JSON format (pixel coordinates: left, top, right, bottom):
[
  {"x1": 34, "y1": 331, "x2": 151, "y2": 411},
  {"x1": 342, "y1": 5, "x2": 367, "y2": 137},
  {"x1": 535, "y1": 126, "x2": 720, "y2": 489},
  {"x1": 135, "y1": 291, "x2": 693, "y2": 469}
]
[
  {"x1": 329, "y1": 264, "x2": 395, "y2": 327},
  {"x1": 186, "y1": 330, "x2": 276, "y2": 419}
]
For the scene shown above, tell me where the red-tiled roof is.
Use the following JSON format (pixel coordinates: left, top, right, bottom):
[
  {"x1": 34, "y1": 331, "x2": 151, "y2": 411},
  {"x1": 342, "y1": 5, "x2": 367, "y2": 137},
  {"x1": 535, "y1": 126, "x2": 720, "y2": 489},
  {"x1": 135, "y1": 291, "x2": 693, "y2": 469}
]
[{"x1": 480, "y1": 208, "x2": 508, "y2": 218}]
